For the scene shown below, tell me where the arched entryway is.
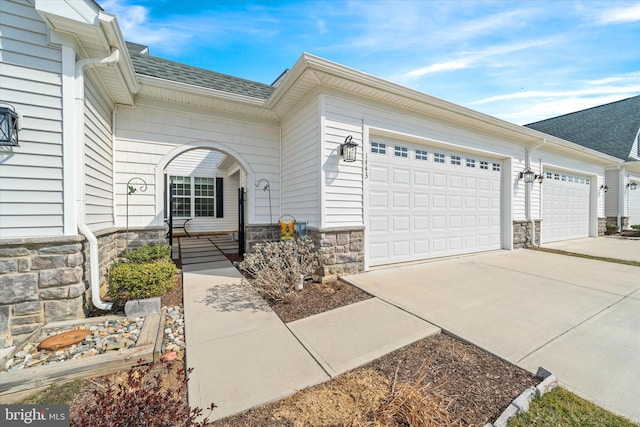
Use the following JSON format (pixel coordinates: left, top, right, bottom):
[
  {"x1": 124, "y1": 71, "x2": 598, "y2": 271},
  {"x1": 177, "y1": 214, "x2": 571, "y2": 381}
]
[{"x1": 154, "y1": 142, "x2": 255, "y2": 259}]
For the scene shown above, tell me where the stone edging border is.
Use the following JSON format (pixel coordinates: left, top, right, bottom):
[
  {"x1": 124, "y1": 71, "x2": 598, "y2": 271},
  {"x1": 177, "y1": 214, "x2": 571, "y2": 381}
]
[{"x1": 484, "y1": 367, "x2": 558, "y2": 427}]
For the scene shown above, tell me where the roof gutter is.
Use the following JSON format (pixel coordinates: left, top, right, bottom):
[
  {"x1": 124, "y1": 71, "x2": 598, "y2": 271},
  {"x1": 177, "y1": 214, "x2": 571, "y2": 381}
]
[{"x1": 75, "y1": 48, "x2": 120, "y2": 311}]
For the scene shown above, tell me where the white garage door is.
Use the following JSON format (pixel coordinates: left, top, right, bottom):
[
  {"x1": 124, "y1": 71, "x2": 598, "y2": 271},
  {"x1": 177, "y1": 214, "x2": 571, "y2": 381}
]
[
  {"x1": 367, "y1": 140, "x2": 502, "y2": 267},
  {"x1": 541, "y1": 169, "x2": 590, "y2": 243},
  {"x1": 628, "y1": 181, "x2": 640, "y2": 227}
]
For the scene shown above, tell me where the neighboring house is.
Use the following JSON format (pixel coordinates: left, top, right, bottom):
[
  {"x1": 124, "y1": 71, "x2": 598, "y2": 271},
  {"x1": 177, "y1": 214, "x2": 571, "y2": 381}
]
[
  {"x1": 0, "y1": 0, "x2": 628, "y2": 350},
  {"x1": 526, "y1": 96, "x2": 640, "y2": 230}
]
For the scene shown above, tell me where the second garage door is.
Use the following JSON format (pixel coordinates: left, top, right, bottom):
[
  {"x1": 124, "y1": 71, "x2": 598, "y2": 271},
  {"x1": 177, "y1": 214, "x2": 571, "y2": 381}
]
[
  {"x1": 367, "y1": 140, "x2": 502, "y2": 267},
  {"x1": 541, "y1": 169, "x2": 591, "y2": 243}
]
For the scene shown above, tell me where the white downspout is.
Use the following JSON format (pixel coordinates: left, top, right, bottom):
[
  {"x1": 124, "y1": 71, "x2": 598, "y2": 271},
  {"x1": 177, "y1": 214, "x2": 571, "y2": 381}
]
[
  {"x1": 75, "y1": 49, "x2": 120, "y2": 311},
  {"x1": 618, "y1": 167, "x2": 624, "y2": 231},
  {"x1": 525, "y1": 139, "x2": 547, "y2": 246}
]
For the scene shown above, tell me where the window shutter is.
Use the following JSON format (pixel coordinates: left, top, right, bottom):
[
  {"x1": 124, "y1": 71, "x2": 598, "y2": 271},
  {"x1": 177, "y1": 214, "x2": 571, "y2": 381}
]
[{"x1": 216, "y1": 177, "x2": 224, "y2": 218}]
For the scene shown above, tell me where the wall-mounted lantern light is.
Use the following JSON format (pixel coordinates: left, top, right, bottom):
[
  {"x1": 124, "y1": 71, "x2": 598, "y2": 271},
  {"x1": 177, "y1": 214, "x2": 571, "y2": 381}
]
[
  {"x1": 519, "y1": 167, "x2": 535, "y2": 183},
  {"x1": 0, "y1": 104, "x2": 20, "y2": 147},
  {"x1": 627, "y1": 182, "x2": 638, "y2": 190},
  {"x1": 535, "y1": 174, "x2": 544, "y2": 184},
  {"x1": 600, "y1": 184, "x2": 609, "y2": 193},
  {"x1": 340, "y1": 135, "x2": 358, "y2": 162}
]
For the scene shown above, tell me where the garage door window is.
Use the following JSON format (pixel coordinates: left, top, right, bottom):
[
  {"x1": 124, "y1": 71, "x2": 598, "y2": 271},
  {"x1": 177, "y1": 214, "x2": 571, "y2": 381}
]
[
  {"x1": 415, "y1": 149, "x2": 428, "y2": 160},
  {"x1": 371, "y1": 142, "x2": 386, "y2": 154},
  {"x1": 394, "y1": 146, "x2": 408, "y2": 157},
  {"x1": 451, "y1": 155, "x2": 461, "y2": 165},
  {"x1": 434, "y1": 153, "x2": 445, "y2": 163},
  {"x1": 493, "y1": 163, "x2": 501, "y2": 171},
  {"x1": 466, "y1": 159, "x2": 475, "y2": 168},
  {"x1": 480, "y1": 161, "x2": 489, "y2": 170}
]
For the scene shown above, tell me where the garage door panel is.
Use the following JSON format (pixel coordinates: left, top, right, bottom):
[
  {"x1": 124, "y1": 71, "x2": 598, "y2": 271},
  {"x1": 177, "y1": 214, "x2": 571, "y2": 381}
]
[
  {"x1": 414, "y1": 171, "x2": 429, "y2": 186},
  {"x1": 449, "y1": 195, "x2": 463, "y2": 209},
  {"x1": 369, "y1": 191, "x2": 388, "y2": 208},
  {"x1": 367, "y1": 139, "x2": 503, "y2": 266},
  {"x1": 393, "y1": 192, "x2": 410, "y2": 207},
  {"x1": 414, "y1": 194, "x2": 429, "y2": 208},
  {"x1": 433, "y1": 173, "x2": 447, "y2": 187},
  {"x1": 392, "y1": 216, "x2": 410, "y2": 231},
  {"x1": 392, "y1": 240, "x2": 410, "y2": 257},
  {"x1": 432, "y1": 194, "x2": 447, "y2": 208},
  {"x1": 449, "y1": 175, "x2": 463, "y2": 189},
  {"x1": 370, "y1": 166, "x2": 388, "y2": 183},
  {"x1": 393, "y1": 169, "x2": 410, "y2": 185}
]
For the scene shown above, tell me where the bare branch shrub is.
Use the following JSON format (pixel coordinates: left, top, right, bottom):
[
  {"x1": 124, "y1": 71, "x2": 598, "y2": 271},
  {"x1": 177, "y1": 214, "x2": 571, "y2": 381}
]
[{"x1": 238, "y1": 237, "x2": 320, "y2": 303}]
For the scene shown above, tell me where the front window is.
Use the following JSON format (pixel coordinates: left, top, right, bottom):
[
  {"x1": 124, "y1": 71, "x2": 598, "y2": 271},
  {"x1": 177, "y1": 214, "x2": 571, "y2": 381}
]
[{"x1": 170, "y1": 175, "x2": 220, "y2": 217}]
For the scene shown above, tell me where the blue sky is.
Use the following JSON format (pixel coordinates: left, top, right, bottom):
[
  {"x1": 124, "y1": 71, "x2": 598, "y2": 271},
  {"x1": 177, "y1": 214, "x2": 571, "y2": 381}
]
[{"x1": 100, "y1": 0, "x2": 640, "y2": 125}]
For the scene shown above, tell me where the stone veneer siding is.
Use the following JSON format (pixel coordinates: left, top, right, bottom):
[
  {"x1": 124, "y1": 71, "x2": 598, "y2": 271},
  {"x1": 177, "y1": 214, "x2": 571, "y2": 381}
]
[
  {"x1": 605, "y1": 216, "x2": 629, "y2": 232},
  {"x1": 513, "y1": 220, "x2": 541, "y2": 249},
  {"x1": 307, "y1": 226, "x2": 365, "y2": 283},
  {"x1": 244, "y1": 224, "x2": 281, "y2": 252},
  {"x1": 0, "y1": 227, "x2": 167, "y2": 349}
]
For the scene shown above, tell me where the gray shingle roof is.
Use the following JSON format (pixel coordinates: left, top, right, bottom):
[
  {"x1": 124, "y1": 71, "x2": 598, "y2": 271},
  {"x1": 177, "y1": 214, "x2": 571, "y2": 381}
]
[
  {"x1": 525, "y1": 95, "x2": 640, "y2": 160},
  {"x1": 125, "y1": 42, "x2": 275, "y2": 100}
]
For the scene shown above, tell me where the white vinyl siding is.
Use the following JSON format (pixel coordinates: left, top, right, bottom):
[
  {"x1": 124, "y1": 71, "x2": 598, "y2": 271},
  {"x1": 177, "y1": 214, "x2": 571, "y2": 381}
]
[
  {"x1": 115, "y1": 104, "x2": 280, "y2": 227},
  {"x1": 627, "y1": 175, "x2": 640, "y2": 227},
  {"x1": 84, "y1": 74, "x2": 114, "y2": 231},
  {"x1": 281, "y1": 96, "x2": 321, "y2": 227},
  {"x1": 604, "y1": 169, "x2": 619, "y2": 217},
  {"x1": 0, "y1": 0, "x2": 64, "y2": 238}
]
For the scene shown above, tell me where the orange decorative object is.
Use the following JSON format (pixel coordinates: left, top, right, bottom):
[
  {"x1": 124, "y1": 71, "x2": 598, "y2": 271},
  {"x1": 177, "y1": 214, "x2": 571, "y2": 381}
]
[
  {"x1": 279, "y1": 219, "x2": 296, "y2": 240},
  {"x1": 38, "y1": 329, "x2": 92, "y2": 351}
]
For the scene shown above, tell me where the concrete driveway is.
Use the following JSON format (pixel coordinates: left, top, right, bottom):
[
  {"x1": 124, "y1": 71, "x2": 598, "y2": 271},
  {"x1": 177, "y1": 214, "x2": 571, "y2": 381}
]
[
  {"x1": 542, "y1": 236, "x2": 640, "y2": 262},
  {"x1": 344, "y1": 250, "x2": 640, "y2": 423}
]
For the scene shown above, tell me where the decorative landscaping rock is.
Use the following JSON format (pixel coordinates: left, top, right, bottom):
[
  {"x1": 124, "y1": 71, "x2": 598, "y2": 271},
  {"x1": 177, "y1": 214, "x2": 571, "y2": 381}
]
[
  {"x1": 2, "y1": 317, "x2": 145, "y2": 371},
  {"x1": 38, "y1": 329, "x2": 91, "y2": 351}
]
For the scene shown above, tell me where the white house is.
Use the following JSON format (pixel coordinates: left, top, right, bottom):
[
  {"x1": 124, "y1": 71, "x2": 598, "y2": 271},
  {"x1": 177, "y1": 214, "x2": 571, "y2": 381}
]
[
  {"x1": 526, "y1": 96, "x2": 640, "y2": 230},
  {"x1": 0, "y1": 0, "x2": 628, "y2": 350}
]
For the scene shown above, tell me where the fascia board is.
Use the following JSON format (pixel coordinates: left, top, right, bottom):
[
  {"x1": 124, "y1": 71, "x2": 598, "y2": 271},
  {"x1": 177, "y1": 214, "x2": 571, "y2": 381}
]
[
  {"x1": 137, "y1": 74, "x2": 270, "y2": 107},
  {"x1": 99, "y1": 11, "x2": 140, "y2": 95}
]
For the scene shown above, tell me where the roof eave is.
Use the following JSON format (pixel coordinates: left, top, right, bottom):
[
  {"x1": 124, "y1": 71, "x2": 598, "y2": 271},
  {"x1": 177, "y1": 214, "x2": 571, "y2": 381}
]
[{"x1": 34, "y1": 0, "x2": 138, "y2": 105}]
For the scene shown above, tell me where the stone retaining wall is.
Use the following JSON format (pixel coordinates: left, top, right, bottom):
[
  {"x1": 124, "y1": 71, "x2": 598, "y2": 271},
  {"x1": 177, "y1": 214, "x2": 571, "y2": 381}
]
[
  {"x1": 513, "y1": 220, "x2": 541, "y2": 249},
  {"x1": 0, "y1": 227, "x2": 167, "y2": 350},
  {"x1": 307, "y1": 226, "x2": 365, "y2": 283}
]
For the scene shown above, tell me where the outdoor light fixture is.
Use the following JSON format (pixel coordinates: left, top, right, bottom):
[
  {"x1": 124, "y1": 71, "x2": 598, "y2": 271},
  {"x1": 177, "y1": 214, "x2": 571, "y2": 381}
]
[
  {"x1": 627, "y1": 182, "x2": 638, "y2": 190},
  {"x1": 0, "y1": 103, "x2": 19, "y2": 147},
  {"x1": 519, "y1": 167, "x2": 535, "y2": 183},
  {"x1": 600, "y1": 184, "x2": 609, "y2": 193},
  {"x1": 340, "y1": 135, "x2": 358, "y2": 162},
  {"x1": 536, "y1": 174, "x2": 544, "y2": 184}
]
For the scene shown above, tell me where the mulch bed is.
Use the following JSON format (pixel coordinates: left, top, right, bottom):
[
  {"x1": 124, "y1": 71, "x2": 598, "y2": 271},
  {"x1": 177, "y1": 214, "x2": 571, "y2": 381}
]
[{"x1": 271, "y1": 280, "x2": 373, "y2": 323}]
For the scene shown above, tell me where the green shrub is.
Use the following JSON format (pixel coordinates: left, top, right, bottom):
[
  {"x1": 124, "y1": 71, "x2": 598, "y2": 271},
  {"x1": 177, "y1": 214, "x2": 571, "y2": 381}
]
[
  {"x1": 108, "y1": 261, "x2": 178, "y2": 301},
  {"x1": 122, "y1": 244, "x2": 172, "y2": 264},
  {"x1": 631, "y1": 224, "x2": 640, "y2": 231}
]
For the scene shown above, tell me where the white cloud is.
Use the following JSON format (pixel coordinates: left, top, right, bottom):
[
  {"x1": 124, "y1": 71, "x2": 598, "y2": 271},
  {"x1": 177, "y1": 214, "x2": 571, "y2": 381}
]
[
  {"x1": 405, "y1": 60, "x2": 471, "y2": 77},
  {"x1": 598, "y1": 3, "x2": 640, "y2": 24}
]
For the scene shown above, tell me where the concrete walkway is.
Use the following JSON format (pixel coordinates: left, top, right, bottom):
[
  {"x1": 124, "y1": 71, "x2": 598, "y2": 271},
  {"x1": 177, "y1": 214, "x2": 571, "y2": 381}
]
[
  {"x1": 542, "y1": 236, "x2": 640, "y2": 262},
  {"x1": 345, "y1": 249, "x2": 640, "y2": 423},
  {"x1": 180, "y1": 237, "x2": 439, "y2": 421}
]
